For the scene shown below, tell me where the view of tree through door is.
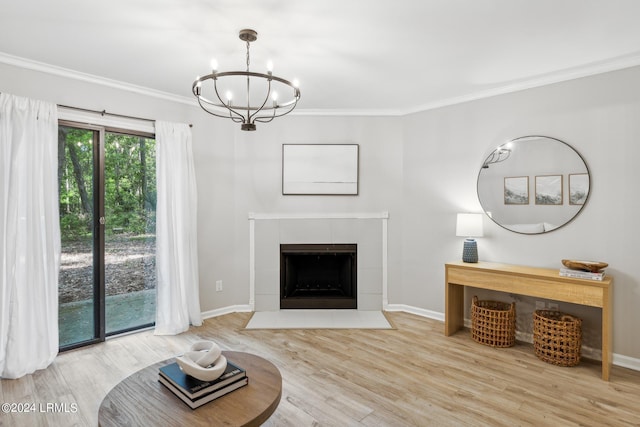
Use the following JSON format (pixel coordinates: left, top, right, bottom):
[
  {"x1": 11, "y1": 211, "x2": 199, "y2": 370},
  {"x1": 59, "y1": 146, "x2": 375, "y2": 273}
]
[
  {"x1": 58, "y1": 123, "x2": 156, "y2": 349},
  {"x1": 104, "y1": 131, "x2": 156, "y2": 335}
]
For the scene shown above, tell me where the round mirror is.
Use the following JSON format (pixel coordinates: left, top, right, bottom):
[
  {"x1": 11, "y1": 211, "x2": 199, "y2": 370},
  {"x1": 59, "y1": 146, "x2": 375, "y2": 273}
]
[{"x1": 477, "y1": 136, "x2": 590, "y2": 234}]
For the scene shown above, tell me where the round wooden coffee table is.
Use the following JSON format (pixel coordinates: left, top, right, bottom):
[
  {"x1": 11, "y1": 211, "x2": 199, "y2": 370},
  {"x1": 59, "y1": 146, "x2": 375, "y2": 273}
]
[{"x1": 99, "y1": 351, "x2": 282, "y2": 427}]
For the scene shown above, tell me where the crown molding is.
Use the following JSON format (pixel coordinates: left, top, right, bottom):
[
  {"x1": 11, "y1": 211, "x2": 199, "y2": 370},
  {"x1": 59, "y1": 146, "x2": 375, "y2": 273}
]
[
  {"x1": 294, "y1": 52, "x2": 640, "y2": 117},
  {"x1": 3, "y1": 50, "x2": 640, "y2": 117},
  {"x1": 291, "y1": 108, "x2": 402, "y2": 117},
  {"x1": 0, "y1": 51, "x2": 194, "y2": 106},
  {"x1": 398, "y1": 52, "x2": 640, "y2": 116}
]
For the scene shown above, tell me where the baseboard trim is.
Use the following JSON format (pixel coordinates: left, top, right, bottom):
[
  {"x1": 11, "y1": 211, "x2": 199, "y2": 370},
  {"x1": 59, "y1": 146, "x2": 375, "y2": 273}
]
[
  {"x1": 390, "y1": 304, "x2": 639, "y2": 372},
  {"x1": 201, "y1": 304, "x2": 252, "y2": 320},
  {"x1": 462, "y1": 319, "x2": 604, "y2": 361},
  {"x1": 201, "y1": 303, "x2": 640, "y2": 372},
  {"x1": 613, "y1": 353, "x2": 640, "y2": 372},
  {"x1": 380, "y1": 303, "x2": 445, "y2": 322}
]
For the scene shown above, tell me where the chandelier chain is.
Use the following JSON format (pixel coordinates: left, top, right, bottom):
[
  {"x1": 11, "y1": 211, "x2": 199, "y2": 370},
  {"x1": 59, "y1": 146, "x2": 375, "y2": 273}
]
[{"x1": 246, "y1": 41, "x2": 250, "y2": 72}]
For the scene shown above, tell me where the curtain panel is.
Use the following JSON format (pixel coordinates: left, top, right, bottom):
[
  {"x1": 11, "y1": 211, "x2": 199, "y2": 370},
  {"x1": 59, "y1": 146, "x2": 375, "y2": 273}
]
[
  {"x1": 0, "y1": 93, "x2": 60, "y2": 379},
  {"x1": 154, "y1": 121, "x2": 202, "y2": 335}
]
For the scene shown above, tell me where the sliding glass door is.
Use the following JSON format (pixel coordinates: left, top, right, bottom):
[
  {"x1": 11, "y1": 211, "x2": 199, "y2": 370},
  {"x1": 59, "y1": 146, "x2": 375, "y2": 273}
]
[
  {"x1": 58, "y1": 122, "x2": 156, "y2": 350},
  {"x1": 58, "y1": 125, "x2": 100, "y2": 348},
  {"x1": 104, "y1": 131, "x2": 157, "y2": 334}
]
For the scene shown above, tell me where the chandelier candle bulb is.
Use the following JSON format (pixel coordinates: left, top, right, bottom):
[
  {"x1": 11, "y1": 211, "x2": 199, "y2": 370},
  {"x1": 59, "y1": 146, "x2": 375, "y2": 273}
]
[{"x1": 210, "y1": 58, "x2": 218, "y2": 72}]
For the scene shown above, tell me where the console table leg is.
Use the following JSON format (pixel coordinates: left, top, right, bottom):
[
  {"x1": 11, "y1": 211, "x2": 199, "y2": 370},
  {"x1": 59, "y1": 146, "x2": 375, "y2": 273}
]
[
  {"x1": 445, "y1": 283, "x2": 464, "y2": 336},
  {"x1": 602, "y1": 288, "x2": 612, "y2": 381}
]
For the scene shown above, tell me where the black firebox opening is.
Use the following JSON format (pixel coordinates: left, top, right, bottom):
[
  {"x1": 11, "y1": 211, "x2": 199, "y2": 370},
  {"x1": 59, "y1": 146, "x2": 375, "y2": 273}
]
[{"x1": 280, "y1": 244, "x2": 357, "y2": 309}]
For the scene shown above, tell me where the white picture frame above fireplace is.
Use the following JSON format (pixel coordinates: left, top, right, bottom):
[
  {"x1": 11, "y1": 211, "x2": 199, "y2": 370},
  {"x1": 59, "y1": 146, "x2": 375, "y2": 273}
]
[{"x1": 282, "y1": 144, "x2": 359, "y2": 195}]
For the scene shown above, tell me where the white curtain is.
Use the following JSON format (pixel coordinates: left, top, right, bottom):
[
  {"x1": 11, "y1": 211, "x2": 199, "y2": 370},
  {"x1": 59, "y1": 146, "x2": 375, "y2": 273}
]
[
  {"x1": 154, "y1": 121, "x2": 202, "y2": 335},
  {"x1": 0, "y1": 94, "x2": 60, "y2": 379}
]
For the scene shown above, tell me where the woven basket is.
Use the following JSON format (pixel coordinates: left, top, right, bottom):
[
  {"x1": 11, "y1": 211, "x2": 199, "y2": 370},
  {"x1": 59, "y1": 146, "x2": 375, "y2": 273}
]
[
  {"x1": 533, "y1": 310, "x2": 582, "y2": 367},
  {"x1": 471, "y1": 296, "x2": 516, "y2": 348}
]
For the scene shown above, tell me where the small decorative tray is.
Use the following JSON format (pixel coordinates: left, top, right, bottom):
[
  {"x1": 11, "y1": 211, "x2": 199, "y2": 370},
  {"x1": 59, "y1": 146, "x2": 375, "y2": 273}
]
[{"x1": 561, "y1": 259, "x2": 608, "y2": 272}]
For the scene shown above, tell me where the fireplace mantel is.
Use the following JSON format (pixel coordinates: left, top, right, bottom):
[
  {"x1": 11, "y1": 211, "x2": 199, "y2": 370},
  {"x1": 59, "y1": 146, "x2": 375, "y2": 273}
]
[
  {"x1": 248, "y1": 212, "x2": 389, "y2": 311},
  {"x1": 248, "y1": 212, "x2": 389, "y2": 220}
]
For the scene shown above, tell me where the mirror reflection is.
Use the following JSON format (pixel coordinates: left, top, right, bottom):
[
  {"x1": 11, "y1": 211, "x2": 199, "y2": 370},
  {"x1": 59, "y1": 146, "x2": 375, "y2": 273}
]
[{"x1": 477, "y1": 136, "x2": 590, "y2": 234}]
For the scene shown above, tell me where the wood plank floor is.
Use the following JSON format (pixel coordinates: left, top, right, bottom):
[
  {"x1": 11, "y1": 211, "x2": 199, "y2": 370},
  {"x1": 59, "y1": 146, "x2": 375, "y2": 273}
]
[{"x1": 1, "y1": 311, "x2": 639, "y2": 426}]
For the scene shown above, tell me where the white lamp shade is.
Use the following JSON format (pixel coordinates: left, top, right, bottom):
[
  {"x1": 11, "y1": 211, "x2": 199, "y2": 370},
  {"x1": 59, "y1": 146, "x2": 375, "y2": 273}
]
[{"x1": 456, "y1": 213, "x2": 484, "y2": 237}]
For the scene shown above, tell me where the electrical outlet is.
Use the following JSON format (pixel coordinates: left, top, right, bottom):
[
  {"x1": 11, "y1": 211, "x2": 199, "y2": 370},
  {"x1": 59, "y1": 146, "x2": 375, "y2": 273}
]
[
  {"x1": 548, "y1": 302, "x2": 559, "y2": 311},
  {"x1": 215, "y1": 280, "x2": 223, "y2": 292},
  {"x1": 535, "y1": 301, "x2": 546, "y2": 310}
]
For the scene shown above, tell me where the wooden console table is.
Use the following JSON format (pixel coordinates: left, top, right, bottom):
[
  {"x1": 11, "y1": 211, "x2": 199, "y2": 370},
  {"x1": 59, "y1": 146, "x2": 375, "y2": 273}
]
[{"x1": 445, "y1": 261, "x2": 613, "y2": 380}]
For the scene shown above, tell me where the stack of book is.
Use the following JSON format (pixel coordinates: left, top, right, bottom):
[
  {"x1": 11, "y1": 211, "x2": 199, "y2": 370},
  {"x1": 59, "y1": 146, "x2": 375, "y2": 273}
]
[
  {"x1": 559, "y1": 267, "x2": 605, "y2": 281},
  {"x1": 158, "y1": 360, "x2": 248, "y2": 409}
]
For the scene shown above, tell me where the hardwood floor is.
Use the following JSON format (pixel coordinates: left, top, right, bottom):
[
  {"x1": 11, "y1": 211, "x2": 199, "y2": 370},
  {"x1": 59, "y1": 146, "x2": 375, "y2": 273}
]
[{"x1": 1, "y1": 311, "x2": 639, "y2": 426}]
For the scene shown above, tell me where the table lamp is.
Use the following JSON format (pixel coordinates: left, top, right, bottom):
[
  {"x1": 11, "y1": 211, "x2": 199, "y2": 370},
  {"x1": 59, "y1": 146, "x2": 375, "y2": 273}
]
[{"x1": 456, "y1": 213, "x2": 483, "y2": 263}]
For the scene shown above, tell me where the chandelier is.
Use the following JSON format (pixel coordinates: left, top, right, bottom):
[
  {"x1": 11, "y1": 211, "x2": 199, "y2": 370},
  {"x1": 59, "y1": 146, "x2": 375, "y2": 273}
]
[
  {"x1": 192, "y1": 29, "x2": 301, "y2": 131},
  {"x1": 482, "y1": 145, "x2": 511, "y2": 169}
]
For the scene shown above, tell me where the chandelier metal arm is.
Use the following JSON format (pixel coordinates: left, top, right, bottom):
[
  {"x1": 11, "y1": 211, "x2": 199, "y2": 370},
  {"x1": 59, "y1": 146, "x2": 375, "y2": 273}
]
[
  {"x1": 254, "y1": 94, "x2": 300, "y2": 122},
  {"x1": 254, "y1": 108, "x2": 276, "y2": 124},
  {"x1": 247, "y1": 79, "x2": 272, "y2": 123},
  {"x1": 212, "y1": 78, "x2": 246, "y2": 123},
  {"x1": 195, "y1": 96, "x2": 236, "y2": 120},
  {"x1": 229, "y1": 111, "x2": 245, "y2": 123},
  {"x1": 196, "y1": 96, "x2": 248, "y2": 124}
]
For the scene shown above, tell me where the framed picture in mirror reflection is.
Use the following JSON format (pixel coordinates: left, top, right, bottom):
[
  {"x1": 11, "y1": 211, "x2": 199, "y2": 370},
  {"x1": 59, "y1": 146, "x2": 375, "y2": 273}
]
[
  {"x1": 535, "y1": 175, "x2": 563, "y2": 205},
  {"x1": 569, "y1": 173, "x2": 589, "y2": 205},
  {"x1": 504, "y1": 176, "x2": 529, "y2": 205}
]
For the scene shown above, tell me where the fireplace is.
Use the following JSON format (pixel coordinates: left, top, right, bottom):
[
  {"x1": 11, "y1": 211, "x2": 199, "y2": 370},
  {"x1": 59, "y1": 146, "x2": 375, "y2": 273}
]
[{"x1": 280, "y1": 244, "x2": 357, "y2": 309}]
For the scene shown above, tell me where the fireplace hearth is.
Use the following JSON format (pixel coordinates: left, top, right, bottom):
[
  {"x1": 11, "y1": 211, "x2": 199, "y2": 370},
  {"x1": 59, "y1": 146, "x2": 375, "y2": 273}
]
[{"x1": 280, "y1": 244, "x2": 357, "y2": 309}]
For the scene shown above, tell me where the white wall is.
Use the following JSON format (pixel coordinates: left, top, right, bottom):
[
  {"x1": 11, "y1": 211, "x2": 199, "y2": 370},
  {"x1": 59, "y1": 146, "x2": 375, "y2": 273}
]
[
  {"x1": 221, "y1": 116, "x2": 404, "y2": 309},
  {"x1": 400, "y1": 66, "x2": 640, "y2": 360},
  {"x1": 2, "y1": 60, "x2": 640, "y2": 362}
]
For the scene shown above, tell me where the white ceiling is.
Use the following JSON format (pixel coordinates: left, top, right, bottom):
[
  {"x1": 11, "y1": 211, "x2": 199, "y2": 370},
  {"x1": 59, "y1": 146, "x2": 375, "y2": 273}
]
[{"x1": 2, "y1": 0, "x2": 640, "y2": 115}]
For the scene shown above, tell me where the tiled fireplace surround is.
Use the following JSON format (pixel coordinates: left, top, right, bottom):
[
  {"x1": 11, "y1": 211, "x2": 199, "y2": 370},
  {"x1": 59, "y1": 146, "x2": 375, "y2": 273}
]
[{"x1": 249, "y1": 212, "x2": 389, "y2": 311}]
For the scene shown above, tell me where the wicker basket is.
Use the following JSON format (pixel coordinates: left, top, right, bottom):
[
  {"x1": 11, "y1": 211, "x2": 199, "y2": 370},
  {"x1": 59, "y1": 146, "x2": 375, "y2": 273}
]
[
  {"x1": 533, "y1": 310, "x2": 582, "y2": 367},
  {"x1": 471, "y1": 296, "x2": 516, "y2": 348}
]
